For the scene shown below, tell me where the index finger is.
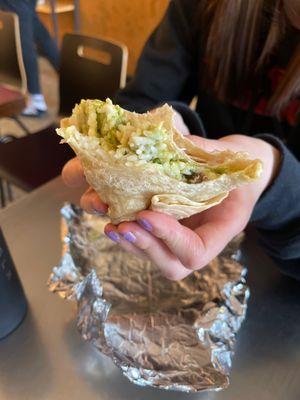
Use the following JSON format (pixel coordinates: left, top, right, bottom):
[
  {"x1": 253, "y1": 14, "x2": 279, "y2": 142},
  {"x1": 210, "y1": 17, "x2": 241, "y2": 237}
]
[{"x1": 62, "y1": 157, "x2": 86, "y2": 187}]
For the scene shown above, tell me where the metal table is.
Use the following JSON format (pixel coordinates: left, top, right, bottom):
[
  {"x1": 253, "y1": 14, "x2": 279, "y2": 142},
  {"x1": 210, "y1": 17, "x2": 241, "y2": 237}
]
[{"x1": 0, "y1": 177, "x2": 299, "y2": 400}]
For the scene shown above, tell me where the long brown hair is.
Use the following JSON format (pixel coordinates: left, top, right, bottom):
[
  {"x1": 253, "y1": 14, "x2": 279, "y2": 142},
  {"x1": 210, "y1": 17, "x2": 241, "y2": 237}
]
[{"x1": 199, "y1": 0, "x2": 300, "y2": 118}]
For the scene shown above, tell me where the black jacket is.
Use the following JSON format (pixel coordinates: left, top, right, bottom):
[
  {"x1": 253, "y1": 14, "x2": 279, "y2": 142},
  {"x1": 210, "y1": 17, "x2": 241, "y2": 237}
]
[{"x1": 115, "y1": 0, "x2": 300, "y2": 280}]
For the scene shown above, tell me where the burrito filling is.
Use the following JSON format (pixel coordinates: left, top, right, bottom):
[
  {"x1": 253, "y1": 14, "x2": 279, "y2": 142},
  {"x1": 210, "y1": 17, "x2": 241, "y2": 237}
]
[{"x1": 66, "y1": 99, "x2": 225, "y2": 183}]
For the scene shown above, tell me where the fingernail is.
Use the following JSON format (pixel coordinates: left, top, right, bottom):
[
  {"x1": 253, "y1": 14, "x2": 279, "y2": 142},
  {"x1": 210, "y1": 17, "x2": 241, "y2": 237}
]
[
  {"x1": 105, "y1": 231, "x2": 120, "y2": 242},
  {"x1": 138, "y1": 218, "x2": 152, "y2": 232},
  {"x1": 123, "y1": 231, "x2": 136, "y2": 243}
]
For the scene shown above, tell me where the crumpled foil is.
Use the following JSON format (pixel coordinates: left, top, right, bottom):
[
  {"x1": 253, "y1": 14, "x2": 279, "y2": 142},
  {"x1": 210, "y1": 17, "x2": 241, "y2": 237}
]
[{"x1": 48, "y1": 204, "x2": 249, "y2": 393}]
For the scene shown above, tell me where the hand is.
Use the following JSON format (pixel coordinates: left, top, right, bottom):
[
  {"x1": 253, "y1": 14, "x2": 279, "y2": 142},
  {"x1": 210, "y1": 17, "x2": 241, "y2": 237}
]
[
  {"x1": 62, "y1": 134, "x2": 281, "y2": 280},
  {"x1": 173, "y1": 109, "x2": 190, "y2": 135}
]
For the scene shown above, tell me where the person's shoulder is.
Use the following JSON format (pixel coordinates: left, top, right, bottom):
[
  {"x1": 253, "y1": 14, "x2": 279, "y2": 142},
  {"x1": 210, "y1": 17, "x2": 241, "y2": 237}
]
[
  {"x1": 169, "y1": 0, "x2": 200, "y2": 43},
  {"x1": 168, "y1": 0, "x2": 200, "y2": 33},
  {"x1": 171, "y1": 0, "x2": 199, "y2": 16}
]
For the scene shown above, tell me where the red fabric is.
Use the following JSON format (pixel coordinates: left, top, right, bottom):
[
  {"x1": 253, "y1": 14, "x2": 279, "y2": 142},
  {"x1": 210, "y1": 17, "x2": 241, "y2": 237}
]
[
  {"x1": 0, "y1": 85, "x2": 24, "y2": 106},
  {"x1": 233, "y1": 67, "x2": 300, "y2": 126}
]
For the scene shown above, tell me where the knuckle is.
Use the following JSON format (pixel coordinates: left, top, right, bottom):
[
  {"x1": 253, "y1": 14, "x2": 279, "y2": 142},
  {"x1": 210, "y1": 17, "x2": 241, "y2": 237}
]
[
  {"x1": 135, "y1": 238, "x2": 151, "y2": 252},
  {"x1": 163, "y1": 268, "x2": 183, "y2": 281},
  {"x1": 159, "y1": 226, "x2": 181, "y2": 244},
  {"x1": 182, "y1": 237, "x2": 204, "y2": 270},
  {"x1": 237, "y1": 220, "x2": 247, "y2": 233},
  {"x1": 61, "y1": 163, "x2": 71, "y2": 183},
  {"x1": 80, "y1": 194, "x2": 93, "y2": 212},
  {"x1": 127, "y1": 227, "x2": 156, "y2": 252},
  {"x1": 225, "y1": 134, "x2": 244, "y2": 141},
  {"x1": 184, "y1": 252, "x2": 202, "y2": 270},
  {"x1": 79, "y1": 196, "x2": 87, "y2": 210},
  {"x1": 61, "y1": 158, "x2": 85, "y2": 187},
  {"x1": 232, "y1": 214, "x2": 249, "y2": 234}
]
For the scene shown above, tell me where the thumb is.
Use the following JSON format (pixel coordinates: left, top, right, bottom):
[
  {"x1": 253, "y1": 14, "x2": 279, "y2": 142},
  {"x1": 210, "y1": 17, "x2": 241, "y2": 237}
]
[{"x1": 186, "y1": 135, "x2": 232, "y2": 152}]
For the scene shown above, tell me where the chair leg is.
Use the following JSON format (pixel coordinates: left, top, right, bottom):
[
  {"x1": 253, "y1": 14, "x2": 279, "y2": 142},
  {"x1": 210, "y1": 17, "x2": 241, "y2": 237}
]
[
  {"x1": 74, "y1": 0, "x2": 81, "y2": 32},
  {"x1": 0, "y1": 178, "x2": 6, "y2": 208},
  {"x1": 5, "y1": 181, "x2": 13, "y2": 202},
  {"x1": 12, "y1": 116, "x2": 31, "y2": 136}
]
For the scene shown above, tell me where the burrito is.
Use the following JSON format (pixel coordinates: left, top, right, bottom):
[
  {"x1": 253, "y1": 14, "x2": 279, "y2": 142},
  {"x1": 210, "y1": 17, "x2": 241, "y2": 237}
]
[{"x1": 57, "y1": 99, "x2": 262, "y2": 224}]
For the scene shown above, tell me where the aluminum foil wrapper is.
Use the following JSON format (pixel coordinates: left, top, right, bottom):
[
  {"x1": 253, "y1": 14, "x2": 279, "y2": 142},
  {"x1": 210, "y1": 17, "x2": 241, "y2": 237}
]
[{"x1": 48, "y1": 204, "x2": 249, "y2": 393}]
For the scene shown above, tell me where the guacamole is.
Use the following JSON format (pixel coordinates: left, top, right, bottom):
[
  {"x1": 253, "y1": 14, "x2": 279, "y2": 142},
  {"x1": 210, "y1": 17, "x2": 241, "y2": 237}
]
[{"x1": 70, "y1": 99, "x2": 207, "y2": 182}]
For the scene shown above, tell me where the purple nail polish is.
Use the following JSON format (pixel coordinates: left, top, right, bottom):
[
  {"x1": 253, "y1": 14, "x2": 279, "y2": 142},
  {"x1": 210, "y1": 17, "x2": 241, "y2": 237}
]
[
  {"x1": 138, "y1": 218, "x2": 152, "y2": 232},
  {"x1": 123, "y1": 232, "x2": 136, "y2": 243},
  {"x1": 106, "y1": 231, "x2": 120, "y2": 242}
]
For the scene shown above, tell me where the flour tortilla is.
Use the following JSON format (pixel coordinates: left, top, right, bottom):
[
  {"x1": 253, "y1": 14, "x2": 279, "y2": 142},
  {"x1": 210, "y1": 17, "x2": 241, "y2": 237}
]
[{"x1": 58, "y1": 102, "x2": 262, "y2": 223}]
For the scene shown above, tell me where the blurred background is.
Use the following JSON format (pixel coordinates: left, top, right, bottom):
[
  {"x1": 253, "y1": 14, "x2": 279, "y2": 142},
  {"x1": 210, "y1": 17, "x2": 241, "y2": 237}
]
[
  {"x1": 0, "y1": 0, "x2": 169, "y2": 205},
  {"x1": 1, "y1": 0, "x2": 169, "y2": 135}
]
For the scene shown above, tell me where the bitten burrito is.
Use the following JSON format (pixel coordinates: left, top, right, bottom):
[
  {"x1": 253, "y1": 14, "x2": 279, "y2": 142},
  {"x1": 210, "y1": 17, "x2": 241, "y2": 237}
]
[{"x1": 57, "y1": 99, "x2": 262, "y2": 223}]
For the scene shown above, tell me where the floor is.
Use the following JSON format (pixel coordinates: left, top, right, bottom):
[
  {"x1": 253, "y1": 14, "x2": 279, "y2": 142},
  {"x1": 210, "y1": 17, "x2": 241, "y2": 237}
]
[
  {"x1": 0, "y1": 58, "x2": 58, "y2": 205},
  {"x1": 0, "y1": 58, "x2": 58, "y2": 137}
]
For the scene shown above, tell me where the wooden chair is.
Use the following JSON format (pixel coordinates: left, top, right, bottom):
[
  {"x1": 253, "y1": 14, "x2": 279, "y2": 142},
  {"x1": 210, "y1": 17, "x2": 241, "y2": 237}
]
[
  {"x1": 36, "y1": 0, "x2": 80, "y2": 46},
  {"x1": 0, "y1": 11, "x2": 29, "y2": 134},
  {"x1": 0, "y1": 127, "x2": 74, "y2": 196},
  {"x1": 0, "y1": 33, "x2": 128, "y2": 207}
]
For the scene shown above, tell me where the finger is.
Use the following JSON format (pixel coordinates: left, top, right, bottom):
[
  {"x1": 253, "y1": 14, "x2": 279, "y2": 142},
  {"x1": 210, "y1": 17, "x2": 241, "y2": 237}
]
[
  {"x1": 190, "y1": 196, "x2": 250, "y2": 267},
  {"x1": 187, "y1": 135, "x2": 231, "y2": 152},
  {"x1": 173, "y1": 110, "x2": 190, "y2": 135},
  {"x1": 62, "y1": 157, "x2": 86, "y2": 187},
  {"x1": 80, "y1": 187, "x2": 108, "y2": 214},
  {"x1": 136, "y1": 210, "x2": 208, "y2": 270},
  {"x1": 104, "y1": 224, "x2": 149, "y2": 261},
  {"x1": 136, "y1": 205, "x2": 248, "y2": 271},
  {"x1": 188, "y1": 134, "x2": 259, "y2": 155},
  {"x1": 115, "y1": 221, "x2": 191, "y2": 280}
]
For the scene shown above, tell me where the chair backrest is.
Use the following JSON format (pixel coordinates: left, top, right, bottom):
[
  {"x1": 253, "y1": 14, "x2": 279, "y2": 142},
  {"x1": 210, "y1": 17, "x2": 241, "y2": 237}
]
[
  {"x1": 0, "y1": 11, "x2": 26, "y2": 93},
  {"x1": 59, "y1": 33, "x2": 128, "y2": 116}
]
